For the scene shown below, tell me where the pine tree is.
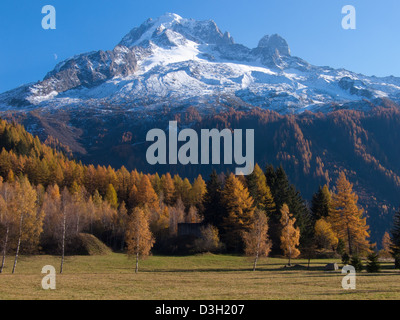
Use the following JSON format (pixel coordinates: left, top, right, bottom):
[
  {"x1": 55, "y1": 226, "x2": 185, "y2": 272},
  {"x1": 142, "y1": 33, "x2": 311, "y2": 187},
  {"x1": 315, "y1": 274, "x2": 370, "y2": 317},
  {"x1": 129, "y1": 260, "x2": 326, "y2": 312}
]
[
  {"x1": 280, "y1": 203, "x2": 300, "y2": 266},
  {"x1": 203, "y1": 170, "x2": 224, "y2": 229},
  {"x1": 311, "y1": 185, "x2": 331, "y2": 220},
  {"x1": 350, "y1": 255, "x2": 363, "y2": 272},
  {"x1": 242, "y1": 210, "x2": 272, "y2": 271},
  {"x1": 342, "y1": 252, "x2": 350, "y2": 265},
  {"x1": 329, "y1": 172, "x2": 370, "y2": 255},
  {"x1": 126, "y1": 207, "x2": 155, "y2": 273},
  {"x1": 265, "y1": 164, "x2": 311, "y2": 252},
  {"x1": 115, "y1": 202, "x2": 128, "y2": 251},
  {"x1": 366, "y1": 252, "x2": 381, "y2": 273}
]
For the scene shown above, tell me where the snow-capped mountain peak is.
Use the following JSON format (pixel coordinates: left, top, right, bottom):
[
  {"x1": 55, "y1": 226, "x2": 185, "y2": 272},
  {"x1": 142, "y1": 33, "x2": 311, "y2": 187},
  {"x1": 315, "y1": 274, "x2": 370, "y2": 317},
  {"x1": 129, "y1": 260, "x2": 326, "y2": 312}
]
[
  {"x1": 119, "y1": 12, "x2": 234, "y2": 48},
  {"x1": 1, "y1": 13, "x2": 400, "y2": 114}
]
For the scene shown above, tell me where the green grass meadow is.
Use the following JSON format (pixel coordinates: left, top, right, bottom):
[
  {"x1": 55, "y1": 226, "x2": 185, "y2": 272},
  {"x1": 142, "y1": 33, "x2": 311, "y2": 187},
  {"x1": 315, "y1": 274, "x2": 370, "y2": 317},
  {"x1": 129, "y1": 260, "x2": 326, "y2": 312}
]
[{"x1": 0, "y1": 253, "x2": 399, "y2": 300}]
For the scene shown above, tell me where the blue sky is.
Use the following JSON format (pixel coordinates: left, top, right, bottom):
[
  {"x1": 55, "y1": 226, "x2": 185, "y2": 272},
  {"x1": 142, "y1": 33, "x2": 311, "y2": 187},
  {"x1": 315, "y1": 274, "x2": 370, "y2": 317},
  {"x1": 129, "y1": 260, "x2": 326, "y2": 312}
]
[{"x1": 0, "y1": 0, "x2": 399, "y2": 93}]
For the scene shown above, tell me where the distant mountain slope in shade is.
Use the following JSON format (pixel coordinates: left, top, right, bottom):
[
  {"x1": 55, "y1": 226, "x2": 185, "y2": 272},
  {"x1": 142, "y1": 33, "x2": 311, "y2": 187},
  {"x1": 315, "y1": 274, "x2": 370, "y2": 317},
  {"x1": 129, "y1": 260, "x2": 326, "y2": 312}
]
[
  {"x1": 1, "y1": 13, "x2": 400, "y2": 114},
  {"x1": 3, "y1": 101, "x2": 400, "y2": 246}
]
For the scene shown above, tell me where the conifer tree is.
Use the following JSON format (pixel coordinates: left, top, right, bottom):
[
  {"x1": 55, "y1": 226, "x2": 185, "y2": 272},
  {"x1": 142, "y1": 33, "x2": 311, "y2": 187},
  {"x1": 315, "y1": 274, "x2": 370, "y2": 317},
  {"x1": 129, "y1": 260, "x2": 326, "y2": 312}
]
[
  {"x1": 12, "y1": 177, "x2": 42, "y2": 273},
  {"x1": 314, "y1": 218, "x2": 338, "y2": 250},
  {"x1": 190, "y1": 175, "x2": 207, "y2": 211},
  {"x1": 366, "y1": 252, "x2": 380, "y2": 273},
  {"x1": 222, "y1": 173, "x2": 255, "y2": 251},
  {"x1": 203, "y1": 170, "x2": 224, "y2": 229},
  {"x1": 380, "y1": 231, "x2": 392, "y2": 258},
  {"x1": 246, "y1": 164, "x2": 275, "y2": 215},
  {"x1": 280, "y1": 203, "x2": 300, "y2": 266},
  {"x1": 115, "y1": 202, "x2": 128, "y2": 251},
  {"x1": 329, "y1": 172, "x2": 370, "y2": 255},
  {"x1": 136, "y1": 175, "x2": 159, "y2": 211},
  {"x1": 311, "y1": 185, "x2": 331, "y2": 220},
  {"x1": 350, "y1": 255, "x2": 363, "y2": 272},
  {"x1": 105, "y1": 184, "x2": 118, "y2": 209},
  {"x1": 161, "y1": 173, "x2": 175, "y2": 206},
  {"x1": 265, "y1": 164, "x2": 311, "y2": 250}
]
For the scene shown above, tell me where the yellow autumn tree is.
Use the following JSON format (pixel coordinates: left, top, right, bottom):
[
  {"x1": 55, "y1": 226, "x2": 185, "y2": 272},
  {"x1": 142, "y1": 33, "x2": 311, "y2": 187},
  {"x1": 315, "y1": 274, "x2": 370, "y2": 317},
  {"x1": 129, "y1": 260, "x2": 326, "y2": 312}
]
[
  {"x1": 0, "y1": 181, "x2": 16, "y2": 273},
  {"x1": 105, "y1": 184, "x2": 118, "y2": 209},
  {"x1": 314, "y1": 218, "x2": 338, "y2": 250},
  {"x1": 242, "y1": 210, "x2": 272, "y2": 271},
  {"x1": 136, "y1": 175, "x2": 159, "y2": 211},
  {"x1": 12, "y1": 176, "x2": 43, "y2": 273},
  {"x1": 126, "y1": 207, "x2": 155, "y2": 273},
  {"x1": 222, "y1": 173, "x2": 255, "y2": 251},
  {"x1": 328, "y1": 172, "x2": 370, "y2": 255},
  {"x1": 380, "y1": 231, "x2": 392, "y2": 258},
  {"x1": 161, "y1": 173, "x2": 175, "y2": 206},
  {"x1": 189, "y1": 175, "x2": 207, "y2": 209},
  {"x1": 246, "y1": 164, "x2": 276, "y2": 215},
  {"x1": 280, "y1": 203, "x2": 300, "y2": 266}
]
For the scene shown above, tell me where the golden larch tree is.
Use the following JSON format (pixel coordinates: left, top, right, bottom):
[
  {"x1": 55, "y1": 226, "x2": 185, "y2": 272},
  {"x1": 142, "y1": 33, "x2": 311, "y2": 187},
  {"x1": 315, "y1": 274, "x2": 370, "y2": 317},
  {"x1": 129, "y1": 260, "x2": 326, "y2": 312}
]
[
  {"x1": 380, "y1": 231, "x2": 392, "y2": 258},
  {"x1": 12, "y1": 177, "x2": 43, "y2": 274},
  {"x1": 222, "y1": 173, "x2": 255, "y2": 251},
  {"x1": 246, "y1": 164, "x2": 276, "y2": 215},
  {"x1": 328, "y1": 172, "x2": 370, "y2": 255},
  {"x1": 136, "y1": 175, "x2": 159, "y2": 211},
  {"x1": 280, "y1": 203, "x2": 300, "y2": 266},
  {"x1": 161, "y1": 173, "x2": 175, "y2": 206},
  {"x1": 314, "y1": 218, "x2": 338, "y2": 250}
]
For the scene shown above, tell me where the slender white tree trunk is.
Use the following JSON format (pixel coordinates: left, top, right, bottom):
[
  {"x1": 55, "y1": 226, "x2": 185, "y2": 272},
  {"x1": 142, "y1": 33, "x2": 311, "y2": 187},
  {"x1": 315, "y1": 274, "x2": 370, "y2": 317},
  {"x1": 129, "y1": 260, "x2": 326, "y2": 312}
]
[
  {"x1": 12, "y1": 214, "x2": 24, "y2": 274},
  {"x1": 1, "y1": 224, "x2": 9, "y2": 273},
  {"x1": 135, "y1": 234, "x2": 140, "y2": 273},
  {"x1": 253, "y1": 232, "x2": 261, "y2": 271},
  {"x1": 60, "y1": 208, "x2": 66, "y2": 274}
]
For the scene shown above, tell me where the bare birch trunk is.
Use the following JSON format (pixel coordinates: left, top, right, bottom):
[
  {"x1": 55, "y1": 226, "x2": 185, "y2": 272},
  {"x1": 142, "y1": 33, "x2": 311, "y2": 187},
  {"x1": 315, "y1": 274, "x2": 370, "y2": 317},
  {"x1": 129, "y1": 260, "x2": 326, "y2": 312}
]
[
  {"x1": 253, "y1": 254, "x2": 259, "y2": 272},
  {"x1": 0, "y1": 225, "x2": 9, "y2": 273},
  {"x1": 60, "y1": 208, "x2": 66, "y2": 274},
  {"x1": 253, "y1": 233, "x2": 261, "y2": 271},
  {"x1": 135, "y1": 234, "x2": 140, "y2": 273},
  {"x1": 12, "y1": 214, "x2": 23, "y2": 274}
]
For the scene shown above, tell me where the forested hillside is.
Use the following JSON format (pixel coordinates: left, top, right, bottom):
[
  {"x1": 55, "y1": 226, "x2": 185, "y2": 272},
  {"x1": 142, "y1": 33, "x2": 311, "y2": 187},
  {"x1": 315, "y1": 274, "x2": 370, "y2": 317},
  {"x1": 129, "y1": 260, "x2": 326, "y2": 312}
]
[{"x1": 0, "y1": 118, "x2": 382, "y2": 273}]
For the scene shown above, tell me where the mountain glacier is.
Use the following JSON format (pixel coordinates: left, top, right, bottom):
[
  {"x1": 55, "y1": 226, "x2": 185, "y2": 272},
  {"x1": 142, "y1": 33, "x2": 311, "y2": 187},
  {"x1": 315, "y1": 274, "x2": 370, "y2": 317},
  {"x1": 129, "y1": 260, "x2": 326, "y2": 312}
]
[{"x1": 1, "y1": 12, "x2": 400, "y2": 114}]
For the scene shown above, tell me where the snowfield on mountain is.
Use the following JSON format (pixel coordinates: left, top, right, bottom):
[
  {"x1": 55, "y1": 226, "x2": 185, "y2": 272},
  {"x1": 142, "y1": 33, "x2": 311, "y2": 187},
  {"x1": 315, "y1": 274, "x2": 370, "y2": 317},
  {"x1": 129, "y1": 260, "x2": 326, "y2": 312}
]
[{"x1": 1, "y1": 13, "x2": 400, "y2": 114}]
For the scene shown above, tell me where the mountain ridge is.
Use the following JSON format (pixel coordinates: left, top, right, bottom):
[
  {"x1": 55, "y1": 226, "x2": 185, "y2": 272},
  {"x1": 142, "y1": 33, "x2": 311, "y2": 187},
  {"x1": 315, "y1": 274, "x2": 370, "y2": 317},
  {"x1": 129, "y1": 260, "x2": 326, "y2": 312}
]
[{"x1": 1, "y1": 13, "x2": 400, "y2": 114}]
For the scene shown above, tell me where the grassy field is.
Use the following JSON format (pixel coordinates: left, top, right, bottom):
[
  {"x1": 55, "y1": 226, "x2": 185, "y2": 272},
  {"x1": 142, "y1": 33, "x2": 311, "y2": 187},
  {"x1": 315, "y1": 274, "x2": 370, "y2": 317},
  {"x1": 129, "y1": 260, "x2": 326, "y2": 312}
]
[{"x1": 0, "y1": 253, "x2": 399, "y2": 300}]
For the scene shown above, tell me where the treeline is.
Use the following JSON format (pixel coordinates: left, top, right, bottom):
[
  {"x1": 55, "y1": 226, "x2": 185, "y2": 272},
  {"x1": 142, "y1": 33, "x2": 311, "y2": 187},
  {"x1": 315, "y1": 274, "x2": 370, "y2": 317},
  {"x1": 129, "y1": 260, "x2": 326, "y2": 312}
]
[{"x1": 0, "y1": 118, "x2": 396, "y2": 273}]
